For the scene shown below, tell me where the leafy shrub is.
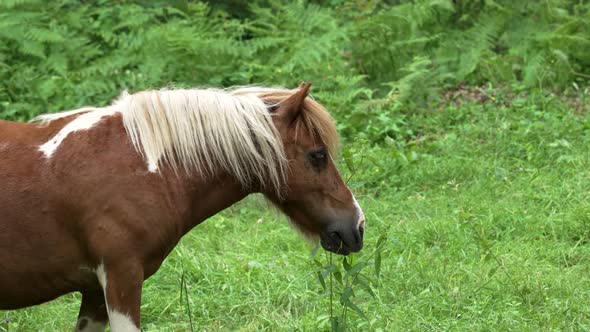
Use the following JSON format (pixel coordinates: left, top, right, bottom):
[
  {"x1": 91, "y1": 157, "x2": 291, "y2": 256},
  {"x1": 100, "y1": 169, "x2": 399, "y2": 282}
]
[{"x1": 1, "y1": 0, "x2": 589, "y2": 140}]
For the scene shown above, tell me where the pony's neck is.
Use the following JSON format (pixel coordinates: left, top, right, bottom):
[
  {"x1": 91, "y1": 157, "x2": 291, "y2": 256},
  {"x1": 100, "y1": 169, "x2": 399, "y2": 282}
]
[
  {"x1": 134, "y1": 165, "x2": 252, "y2": 279},
  {"x1": 180, "y1": 173, "x2": 250, "y2": 235}
]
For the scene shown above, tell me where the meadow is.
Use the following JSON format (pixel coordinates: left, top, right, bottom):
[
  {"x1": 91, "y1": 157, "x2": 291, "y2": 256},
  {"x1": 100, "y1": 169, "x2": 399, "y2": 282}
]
[{"x1": 1, "y1": 1, "x2": 590, "y2": 331}]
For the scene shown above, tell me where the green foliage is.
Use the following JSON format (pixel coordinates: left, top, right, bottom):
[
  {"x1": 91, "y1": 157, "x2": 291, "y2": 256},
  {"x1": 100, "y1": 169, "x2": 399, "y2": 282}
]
[
  {"x1": 1, "y1": 0, "x2": 589, "y2": 136},
  {"x1": 312, "y1": 232, "x2": 388, "y2": 331},
  {"x1": 0, "y1": 0, "x2": 247, "y2": 120},
  {"x1": 344, "y1": 0, "x2": 590, "y2": 127}
]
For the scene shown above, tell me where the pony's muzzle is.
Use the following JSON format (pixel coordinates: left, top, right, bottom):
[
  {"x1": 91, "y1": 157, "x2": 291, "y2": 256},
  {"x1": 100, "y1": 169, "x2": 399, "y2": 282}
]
[{"x1": 320, "y1": 217, "x2": 364, "y2": 255}]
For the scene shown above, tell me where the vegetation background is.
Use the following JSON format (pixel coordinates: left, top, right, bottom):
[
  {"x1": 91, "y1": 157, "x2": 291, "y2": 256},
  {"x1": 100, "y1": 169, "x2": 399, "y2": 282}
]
[{"x1": 1, "y1": 0, "x2": 590, "y2": 331}]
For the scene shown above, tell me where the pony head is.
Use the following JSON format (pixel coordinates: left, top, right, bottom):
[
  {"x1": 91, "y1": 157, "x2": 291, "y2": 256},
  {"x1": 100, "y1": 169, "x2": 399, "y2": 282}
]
[{"x1": 259, "y1": 82, "x2": 365, "y2": 255}]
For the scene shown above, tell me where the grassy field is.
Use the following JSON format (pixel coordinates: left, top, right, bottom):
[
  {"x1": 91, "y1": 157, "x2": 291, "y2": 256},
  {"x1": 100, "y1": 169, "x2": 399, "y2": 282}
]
[{"x1": 1, "y1": 88, "x2": 589, "y2": 331}]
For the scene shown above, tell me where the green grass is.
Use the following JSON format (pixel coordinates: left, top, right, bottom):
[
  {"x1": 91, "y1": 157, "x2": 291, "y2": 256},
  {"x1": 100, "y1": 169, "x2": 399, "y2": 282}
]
[{"x1": 2, "y1": 89, "x2": 590, "y2": 331}]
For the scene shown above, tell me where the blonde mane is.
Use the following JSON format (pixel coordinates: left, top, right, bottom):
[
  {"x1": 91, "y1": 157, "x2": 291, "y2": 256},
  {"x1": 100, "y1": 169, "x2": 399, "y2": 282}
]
[{"x1": 34, "y1": 86, "x2": 339, "y2": 196}]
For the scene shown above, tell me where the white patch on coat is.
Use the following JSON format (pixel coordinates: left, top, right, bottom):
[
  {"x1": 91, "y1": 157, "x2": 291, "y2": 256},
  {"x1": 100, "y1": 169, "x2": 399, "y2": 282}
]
[
  {"x1": 38, "y1": 107, "x2": 116, "y2": 158},
  {"x1": 147, "y1": 159, "x2": 158, "y2": 173},
  {"x1": 76, "y1": 316, "x2": 107, "y2": 332},
  {"x1": 95, "y1": 263, "x2": 107, "y2": 289},
  {"x1": 108, "y1": 310, "x2": 139, "y2": 332},
  {"x1": 94, "y1": 263, "x2": 140, "y2": 332},
  {"x1": 352, "y1": 195, "x2": 365, "y2": 229}
]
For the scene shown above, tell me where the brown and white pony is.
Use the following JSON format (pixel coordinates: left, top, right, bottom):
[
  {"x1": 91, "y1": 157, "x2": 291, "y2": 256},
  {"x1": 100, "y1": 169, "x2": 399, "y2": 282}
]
[{"x1": 0, "y1": 82, "x2": 365, "y2": 331}]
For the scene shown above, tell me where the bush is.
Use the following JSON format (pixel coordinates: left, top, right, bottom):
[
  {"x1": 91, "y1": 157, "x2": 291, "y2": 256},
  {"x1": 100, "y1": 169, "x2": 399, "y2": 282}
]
[{"x1": 1, "y1": 0, "x2": 589, "y2": 141}]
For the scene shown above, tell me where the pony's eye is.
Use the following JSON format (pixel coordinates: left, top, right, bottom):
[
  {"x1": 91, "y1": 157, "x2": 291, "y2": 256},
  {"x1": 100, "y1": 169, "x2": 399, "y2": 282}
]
[{"x1": 308, "y1": 148, "x2": 328, "y2": 171}]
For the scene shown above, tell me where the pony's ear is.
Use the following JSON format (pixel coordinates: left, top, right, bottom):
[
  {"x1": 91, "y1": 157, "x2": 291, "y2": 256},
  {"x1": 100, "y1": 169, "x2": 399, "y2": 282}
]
[{"x1": 273, "y1": 82, "x2": 311, "y2": 126}]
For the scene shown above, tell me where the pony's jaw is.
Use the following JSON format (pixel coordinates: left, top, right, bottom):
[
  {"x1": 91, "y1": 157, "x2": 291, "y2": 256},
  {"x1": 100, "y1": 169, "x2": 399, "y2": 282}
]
[
  {"x1": 263, "y1": 163, "x2": 366, "y2": 256},
  {"x1": 271, "y1": 195, "x2": 365, "y2": 256}
]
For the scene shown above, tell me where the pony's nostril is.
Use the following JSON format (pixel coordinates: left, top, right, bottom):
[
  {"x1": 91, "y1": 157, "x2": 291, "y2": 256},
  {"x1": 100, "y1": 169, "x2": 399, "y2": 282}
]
[{"x1": 331, "y1": 231, "x2": 340, "y2": 239}]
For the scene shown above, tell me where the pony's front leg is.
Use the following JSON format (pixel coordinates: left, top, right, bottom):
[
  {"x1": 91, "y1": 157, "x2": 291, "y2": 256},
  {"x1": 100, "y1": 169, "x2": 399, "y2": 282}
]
[
  {"x1": 97, "y1": 261, "x2": 144, "y2": 332},
  {"x1": 75, "y1": 290, "x2": 108, "y2": 332}
]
